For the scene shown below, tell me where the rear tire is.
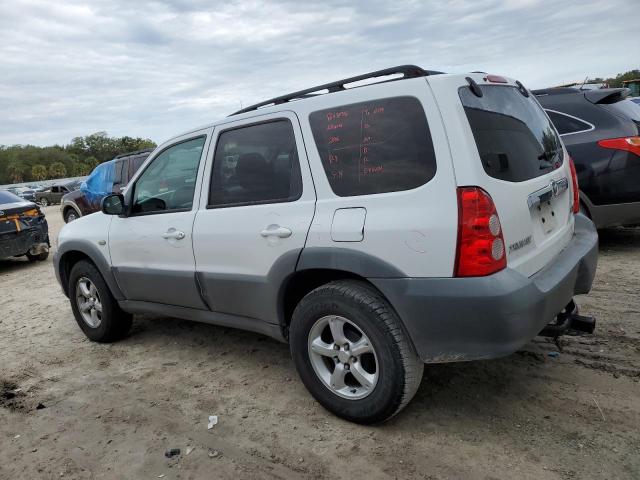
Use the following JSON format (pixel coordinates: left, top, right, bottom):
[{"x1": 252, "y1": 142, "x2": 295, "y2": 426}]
[
  {"x1": 39, "y1": 198, "x2": 49, "y2": 206},
  {"x1": 289, "y1": 280, "x2": 423, "y2": 424},
  {"x1": 69, "y1": 260, "x2": 132, "y2": 342}
]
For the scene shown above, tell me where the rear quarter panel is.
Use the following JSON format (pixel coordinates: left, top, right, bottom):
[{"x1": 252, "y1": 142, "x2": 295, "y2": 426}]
[{"x1": 295, "y1": 77, "x2": 459, "y2": 278}]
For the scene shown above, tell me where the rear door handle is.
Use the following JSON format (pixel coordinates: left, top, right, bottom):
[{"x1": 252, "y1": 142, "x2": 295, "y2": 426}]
[
  {"x1": 162, "y1": 229, "x2": 186, "y2": 240},
  {"x1": 260, "y1": 225, "x2": 292, "y2": 238}
]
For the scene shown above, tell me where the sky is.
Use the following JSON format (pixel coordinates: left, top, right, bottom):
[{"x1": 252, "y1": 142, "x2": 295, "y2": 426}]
[{"x1": 0, "y1": 0, "x2": 635, "y2": 147}]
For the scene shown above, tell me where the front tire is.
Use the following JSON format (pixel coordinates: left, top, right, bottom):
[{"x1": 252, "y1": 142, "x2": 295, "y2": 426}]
[
  {"x1": 68, "y1": 260, "x2": 132, "y2": 342},
  {"x1": 289, "y1": 280, "x2": 423, "y2": 424},
  {"x1": 64, "y1": 209, "x2": 78, "y2": 223},
  {"x1": 39, "y1": 198, "x2": 49, "y2": 206}
]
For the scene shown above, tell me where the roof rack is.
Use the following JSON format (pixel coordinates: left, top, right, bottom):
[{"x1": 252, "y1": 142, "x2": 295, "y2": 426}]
[{"x1": 230, "y1": 65, "x2": 443, "y2": 116}]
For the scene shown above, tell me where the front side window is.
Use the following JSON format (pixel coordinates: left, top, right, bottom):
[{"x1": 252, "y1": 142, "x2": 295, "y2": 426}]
[
  {"x1": 309, "y1": 96, "x2": 437, "y2": 197},
  {"x1": 208, "y1": 120, "x2": 302, "y2": 207},
  {"x1": 546, "y1": 110, "x2": 593, "y2": 135},
  {"x1": 132, "y1": 136, "x2": 206, "y2": 214},
  {"x1": 459, "y1": 85, "x2": 564, "y2": 182}
]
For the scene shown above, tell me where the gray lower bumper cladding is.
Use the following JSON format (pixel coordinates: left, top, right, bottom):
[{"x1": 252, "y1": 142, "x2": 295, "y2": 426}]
[{"x1": 371, "y1": 214, "x2": 599, "y2": 363}]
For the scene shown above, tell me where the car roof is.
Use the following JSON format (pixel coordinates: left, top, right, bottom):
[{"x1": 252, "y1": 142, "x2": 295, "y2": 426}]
[{"x1": 163, "y1": 67, "x2": 515, "y2": 145}]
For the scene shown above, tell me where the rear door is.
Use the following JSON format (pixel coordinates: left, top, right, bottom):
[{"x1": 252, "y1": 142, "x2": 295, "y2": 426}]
[
  {"x1": 192, "y1": 112, "x2": 316, "y2": 324},
  {"x1": 429, "y1": 74, "x2": 575, "y2": 277}
]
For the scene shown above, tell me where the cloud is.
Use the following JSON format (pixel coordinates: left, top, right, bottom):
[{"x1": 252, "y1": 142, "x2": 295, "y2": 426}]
[{"x1": 0, "y1": 0, "x2": 635, "y2": 146}]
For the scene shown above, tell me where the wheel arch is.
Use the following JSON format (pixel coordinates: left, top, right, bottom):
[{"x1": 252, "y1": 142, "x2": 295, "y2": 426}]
[
  {"x1": 56, "y1": 242, "x2": 124, "y2": 300},
  {"x1": 280, "y1": 247, "x2": 407, "y2": 340},
  {"x1": 62, "y1": 204, "x2": 82, "y2": 221}
]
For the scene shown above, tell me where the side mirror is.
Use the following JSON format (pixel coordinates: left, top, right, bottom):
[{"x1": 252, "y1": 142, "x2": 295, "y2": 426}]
[{"x1": 101, "y1": 193, "x2": 125, "y2": 216}]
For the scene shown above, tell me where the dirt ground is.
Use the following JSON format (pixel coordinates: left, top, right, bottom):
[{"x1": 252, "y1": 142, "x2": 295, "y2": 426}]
[{"x1": 1, "y1": 205, "x2": 638, "y2": 480}]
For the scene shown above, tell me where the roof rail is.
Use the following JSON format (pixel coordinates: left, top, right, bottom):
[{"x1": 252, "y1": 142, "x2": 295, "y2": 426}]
[
  {"x1": 230, "y1": 65, "x2": 442, "y2": 116},
  {"x1": 114, "y1": 148, "x2": 154, "y2": 159}
]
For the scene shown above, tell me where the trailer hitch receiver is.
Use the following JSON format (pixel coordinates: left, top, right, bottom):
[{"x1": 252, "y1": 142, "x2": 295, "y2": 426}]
[{"x1": 539, "y1": 300, "x2": 596, "y2": 338}]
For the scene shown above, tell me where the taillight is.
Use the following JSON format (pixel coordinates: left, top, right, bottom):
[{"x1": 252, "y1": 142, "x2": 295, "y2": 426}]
[
  {"x1": 597, "y1": 136, "x2": 640, "y2": 157},
  {"x1": 455, "y1": 187, "x2": 507, "y2": 277},
  {"x1": 568, "y1": 157, "x2": 580, "y2": 214}
]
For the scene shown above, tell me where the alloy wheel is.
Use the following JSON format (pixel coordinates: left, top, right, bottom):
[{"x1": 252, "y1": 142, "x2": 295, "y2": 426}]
[
  {"x1": 76, "y1": 277, "x2": 103, "y2": 328},
  {"x1": 307, "y1": 315, "x2": 378, "y2": 400}
]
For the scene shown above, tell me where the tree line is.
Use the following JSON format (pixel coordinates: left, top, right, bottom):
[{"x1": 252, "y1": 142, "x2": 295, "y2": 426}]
[
  {"x1": 0, "y1": 132, "x2": 156, "y2": 184},
  {"x1": 588, "y1": 69, "x2": 640, "y2": 87}
]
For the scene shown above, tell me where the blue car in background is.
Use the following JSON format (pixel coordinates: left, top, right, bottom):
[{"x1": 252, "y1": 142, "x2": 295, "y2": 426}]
[{"x1": 59, "y1": 149, "x2": 152, "y2": 222}]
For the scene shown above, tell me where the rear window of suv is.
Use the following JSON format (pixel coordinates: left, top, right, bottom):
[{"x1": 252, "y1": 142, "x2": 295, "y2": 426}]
[
  {"x1": 309, "y1": 96, "x2": 437, "y2": 197},
  {"x1": 459, "y1": 85, "x2": 564, "y2": 182}
]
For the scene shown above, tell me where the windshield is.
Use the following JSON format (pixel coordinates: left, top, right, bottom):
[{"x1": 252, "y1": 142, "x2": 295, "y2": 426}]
[
  {"x1": 0, "y1": 190, "x2": 24, "y2": 204},
  {"x1": 459, "y1": 85, "x2": 564, "y2": 182}
]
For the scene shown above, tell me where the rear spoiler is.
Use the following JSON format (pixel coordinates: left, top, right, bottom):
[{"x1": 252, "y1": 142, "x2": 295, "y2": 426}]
[{"x1": 584, "y1": 88, "x2": 630, "y2": 105}]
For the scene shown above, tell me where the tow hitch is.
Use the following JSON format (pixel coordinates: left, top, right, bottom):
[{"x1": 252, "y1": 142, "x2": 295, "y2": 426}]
[{"x1": 539, "y1": 300, "x2": 596, "y2": 338}]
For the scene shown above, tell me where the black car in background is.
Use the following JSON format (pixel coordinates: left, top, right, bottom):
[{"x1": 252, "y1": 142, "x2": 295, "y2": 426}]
[
  {"x1": 533, "y1": 87, "x2": 640, "y2": 228},
  {"x1": 0, "y1": 190, "x2": 50, "y2": 261}
]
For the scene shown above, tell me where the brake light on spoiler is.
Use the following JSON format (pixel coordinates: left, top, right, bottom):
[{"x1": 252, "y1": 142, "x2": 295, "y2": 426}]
[
  {"x1": 597, "y1": 136, "x2": 640, "y2": 157},
  {"x1": 485, "y1": 74, "x2": 508, "y2": 83}
]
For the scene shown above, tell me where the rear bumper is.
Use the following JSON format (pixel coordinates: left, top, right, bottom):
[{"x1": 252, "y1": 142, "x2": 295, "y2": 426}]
[
  {"x1": 0, "y1": 221, "x2": 50, "y2": 259},
  {"x1": 371, "y1": 214, "x2": 599, "y2": 363},
  {"x1": 582, "y1": 195, "x2": 640, "y2": 228}
]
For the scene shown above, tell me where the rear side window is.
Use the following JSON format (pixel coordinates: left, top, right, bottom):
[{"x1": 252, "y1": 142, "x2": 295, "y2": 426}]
[
  {"x1": 208, "y1": 120, "x2": 302, "y2": 207},
  {"x1": 129, "y1": 155, "x2": 147, "y2": 179},
  {"x1": 113, "y1": 160, "x2": 126, "y2": 189},
  {"x1": 460, "y1": 85, "x2": 564, "y2": 182},
  {"x1": 546, "y1": 110, "x2": 593, "y2": 135},
  {"x1": 309, "y1": 96, "x2": 436, "y2": 197}
]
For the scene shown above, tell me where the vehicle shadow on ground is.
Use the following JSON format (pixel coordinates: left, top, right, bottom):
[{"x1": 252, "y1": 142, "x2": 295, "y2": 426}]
[
  {"x1": 0, "y1": 258, "x2": 40, "y2": 274},
  {"x1": 598, "y1": 227, "x2": 640, "y2": 252},
  {"x1": 125, "y1": 313, "x2": 554, "y2": 428}
]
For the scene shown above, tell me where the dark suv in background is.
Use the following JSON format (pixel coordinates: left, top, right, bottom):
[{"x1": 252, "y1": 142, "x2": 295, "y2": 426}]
[
  {"x1": 61, "y1": 149, "x2": 152, "y2": 222},
  {"x1": 534, "y1": 87, "x2": 640, "y2": 228}
]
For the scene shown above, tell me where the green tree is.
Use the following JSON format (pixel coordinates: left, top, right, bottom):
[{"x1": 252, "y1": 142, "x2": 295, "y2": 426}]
[
  {"x1": 84, "y1": 156, "x2": 99, "y2": 170},
  {"x1": 73, "y1": 162, "x2": 91, "y2": 176},
  {"x1": 605, "y1": 69, "x2": 640, "y2": 88},
  {"x1": 0, "y1": 133, "x2": 156, "y2": 184},
  {"x1": 32, "y1": 164, "x2": 48, "y2": 181},
  {"x1": 6, "y1": 161, "x2": 27, "y2": 183},
  {"x1": 48, "y1": 162, "x2": 67, "y2": 179}
]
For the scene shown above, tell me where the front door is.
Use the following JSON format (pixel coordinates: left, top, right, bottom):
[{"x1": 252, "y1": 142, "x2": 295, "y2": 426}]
[
  {"x1": 109, "y1": 131, "x2": 211, "y2": 309},
  {"x1": 192, "y1": 113, "x2": 316, "y2": 324}
]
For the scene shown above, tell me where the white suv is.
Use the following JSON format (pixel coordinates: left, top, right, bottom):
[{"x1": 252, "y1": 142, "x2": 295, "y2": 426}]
[{"x1": 54, "y1": 66, "x2": 598, "y2": 423}]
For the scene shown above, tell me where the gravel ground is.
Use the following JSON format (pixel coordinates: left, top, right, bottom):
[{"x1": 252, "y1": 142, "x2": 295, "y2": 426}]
[{"x1": 1, "y1": 206, "x2": 639, "y2": 479}]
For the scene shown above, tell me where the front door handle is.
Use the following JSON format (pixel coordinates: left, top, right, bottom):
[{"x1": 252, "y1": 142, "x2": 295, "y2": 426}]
[
  {"x1": 260, "y1": 225, "x2": 292, "y2": 238},
  {"x1": 162, "y1": 229, "x2": 186, "y2": 240}
]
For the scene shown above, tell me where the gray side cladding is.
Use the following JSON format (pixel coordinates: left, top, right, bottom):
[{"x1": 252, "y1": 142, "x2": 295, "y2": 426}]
[
  {"x1": 55, "y1": 239, "x2": 125, "y2": 300},
  {"x1": 296, "y1": 247, "x2": 405, "y2": 278},
  {"x1": 112, "y1": 266, "x2": 208, "y2": 310},
  {"x1": 195, "y1": 248, "x2": 404, "y2": 326},
  {"x1": 196, "y1": 249, "x2": 302, "y2": 325}
]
